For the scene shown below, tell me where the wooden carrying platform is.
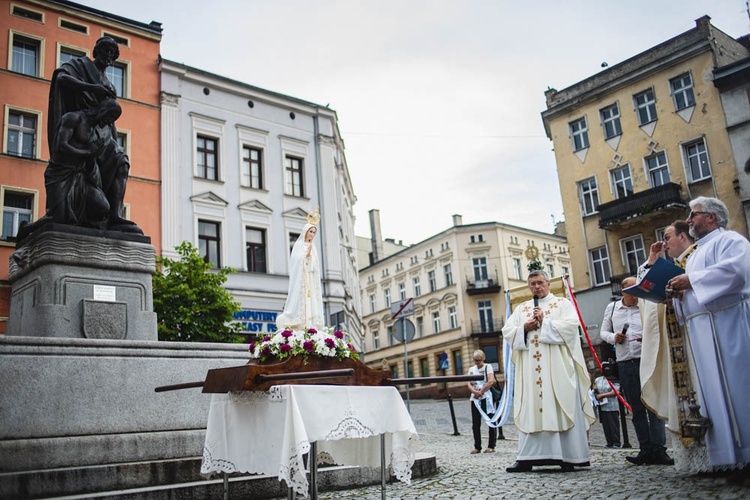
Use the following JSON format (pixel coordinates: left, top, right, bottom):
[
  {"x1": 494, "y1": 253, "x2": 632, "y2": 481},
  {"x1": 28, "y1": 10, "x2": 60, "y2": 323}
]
[{"x1": 155, "y1": 356, "x2": 482, "y2": 393}]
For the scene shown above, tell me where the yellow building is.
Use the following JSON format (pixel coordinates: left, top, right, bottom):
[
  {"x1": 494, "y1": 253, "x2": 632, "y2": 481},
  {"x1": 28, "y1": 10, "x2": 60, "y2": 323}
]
[
  {"x1": 358, "y1": 214, "x2": 569, "y2": 398},
  {"x1": 541, "y1": 16, "x2": 750, "y2": 336}
]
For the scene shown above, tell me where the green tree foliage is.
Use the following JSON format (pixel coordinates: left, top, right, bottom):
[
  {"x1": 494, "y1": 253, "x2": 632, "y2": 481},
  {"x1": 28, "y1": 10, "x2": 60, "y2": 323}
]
[{"x1": 153, "y1": 241, "x2": 244, "y2": 343}]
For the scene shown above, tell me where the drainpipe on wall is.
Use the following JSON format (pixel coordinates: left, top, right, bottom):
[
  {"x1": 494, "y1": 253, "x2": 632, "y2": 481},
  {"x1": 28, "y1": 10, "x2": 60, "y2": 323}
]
[{"x1": 313, "y1": 113, "x2": 329, "y2": 323}]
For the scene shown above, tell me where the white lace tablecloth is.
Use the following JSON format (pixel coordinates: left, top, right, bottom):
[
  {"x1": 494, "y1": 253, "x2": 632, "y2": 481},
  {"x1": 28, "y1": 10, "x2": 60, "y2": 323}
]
[{"x1": 200, "y1": 385, "x2": 418, "y2": 495}]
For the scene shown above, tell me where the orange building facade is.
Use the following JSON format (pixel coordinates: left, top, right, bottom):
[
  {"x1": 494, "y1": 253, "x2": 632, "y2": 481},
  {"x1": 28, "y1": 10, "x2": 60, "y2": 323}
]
[{"x1": 0, "y1": 0, "x2": 162, "y2": 332}]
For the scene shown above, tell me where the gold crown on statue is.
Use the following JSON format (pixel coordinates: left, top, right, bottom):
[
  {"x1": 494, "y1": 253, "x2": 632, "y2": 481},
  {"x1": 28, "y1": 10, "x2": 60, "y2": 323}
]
[{"x1": 306, "y1": 207, "x2": 321, "y2": 226}]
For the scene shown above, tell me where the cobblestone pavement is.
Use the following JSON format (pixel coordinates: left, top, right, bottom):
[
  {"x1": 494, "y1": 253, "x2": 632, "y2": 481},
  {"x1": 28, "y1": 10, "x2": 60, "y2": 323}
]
[{"x1": 318, "y1": 397, "x2": 747, "y2": 499}]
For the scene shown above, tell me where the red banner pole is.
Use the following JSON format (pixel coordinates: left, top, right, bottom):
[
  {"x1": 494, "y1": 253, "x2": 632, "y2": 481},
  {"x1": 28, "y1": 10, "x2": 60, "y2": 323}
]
[{"x1": 563, "y1": 275, "x2": 632, "y2": 412}]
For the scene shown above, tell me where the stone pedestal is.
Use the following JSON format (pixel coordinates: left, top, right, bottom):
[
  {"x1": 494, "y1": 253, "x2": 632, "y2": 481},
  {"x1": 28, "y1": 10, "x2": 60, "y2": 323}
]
[
  {"x1": 6, "y1": 225, "x2": 157, "y2": 341},
  {"x1": 0, "y1": 336, "x2": 251, "y2": 474}
]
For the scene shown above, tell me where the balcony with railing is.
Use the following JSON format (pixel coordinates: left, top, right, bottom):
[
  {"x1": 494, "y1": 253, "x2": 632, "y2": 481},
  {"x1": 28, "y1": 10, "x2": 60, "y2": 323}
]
[
  {"x1": 469, "y1": 318, "x2": 504, "y2": 336},
  {"x1": 598, "y1": 183, "x2": 687, "y2": 229},
  {"x1": 465, "y1": 272, "x2": 502, "y2": 295}
]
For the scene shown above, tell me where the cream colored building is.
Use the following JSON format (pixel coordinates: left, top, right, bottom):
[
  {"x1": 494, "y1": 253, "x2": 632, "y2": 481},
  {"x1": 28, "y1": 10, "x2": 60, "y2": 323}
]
[
  {"x1": 541, "y1": 16, "x2": 750, "y2": 337},
  {"x1": 358, "y1": 215, "x2": 569, "y2": 398}
]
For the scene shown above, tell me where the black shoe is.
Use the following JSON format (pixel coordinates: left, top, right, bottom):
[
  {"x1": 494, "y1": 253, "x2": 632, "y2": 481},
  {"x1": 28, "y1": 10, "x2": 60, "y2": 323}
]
[
  {"x1": 498, "y1": 434, "x2": 506, "y2": 440},
  {"x1": 651, "y1": 449, "x2": 675, "y2": 465},
  {"x1": 506, "y1": 461, "x2": 532, "y2": 473},
  {"x1": 560, "y1": 463, "x2": 575, "y2": 472},
  {"x1": 626, "y1": 450, "x2": 652, "y2": 465}
]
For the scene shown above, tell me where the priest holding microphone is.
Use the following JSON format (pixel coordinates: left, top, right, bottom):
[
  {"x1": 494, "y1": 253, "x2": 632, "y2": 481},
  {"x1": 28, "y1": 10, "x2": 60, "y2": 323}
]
[{"x1": 502, "y1": 269, "x2": 594, "y2": 472}]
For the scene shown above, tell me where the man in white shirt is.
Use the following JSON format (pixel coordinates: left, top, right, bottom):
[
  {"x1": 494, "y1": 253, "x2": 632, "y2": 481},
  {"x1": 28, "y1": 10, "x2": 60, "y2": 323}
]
[{"x1": 600, "y1": 277, "x2": 672, "y2": 466}]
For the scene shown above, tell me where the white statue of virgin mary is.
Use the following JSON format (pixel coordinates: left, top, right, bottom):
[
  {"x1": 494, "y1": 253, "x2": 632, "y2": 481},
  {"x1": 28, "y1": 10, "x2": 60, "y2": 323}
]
[{"x1": 275, "y1": 214, "x2": 325, "y2": 331}]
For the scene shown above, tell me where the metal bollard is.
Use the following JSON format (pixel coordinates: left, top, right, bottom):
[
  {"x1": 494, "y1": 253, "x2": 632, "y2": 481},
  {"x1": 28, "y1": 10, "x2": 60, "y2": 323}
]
[
  {"x1": 619, "y1": 400, "x2": 632, "y2": 448},
  {"x1": 447, "y1": 394, "x2": 460, "y2": 436}
]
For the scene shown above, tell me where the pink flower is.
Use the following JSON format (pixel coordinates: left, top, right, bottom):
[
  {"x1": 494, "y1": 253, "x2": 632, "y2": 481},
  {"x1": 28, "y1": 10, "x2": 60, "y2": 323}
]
[
  {"x1": 347, "y1": 343, "x2": 354, "y2": 351},
  {"x1": 248, "y1": 342, "x2": 255, "y2": 352},
  {"x1": 303, "y1": 340, "x2": 314, "y2": 352},
  {"x1": 334, "y1": 330, "x2": 344, "y2": 339},
  {"x1": 281, "y1": 330, "x2": 293, "y2": 338},
  {"x1": 307, "y1": 328, "x2": 317, "y2": 334},
  {"x1": 325, "y1": 338, "x2": 335, "y2": 349},
  {"x1": 261, "y1": 346, "x2": 271, "y2": 356},
  {"x1": 263, "y1": 336, "x2": 271, "y2": 342},
  {"x1": 280, "y1": 343, "x2": 291, "y2": 353}
]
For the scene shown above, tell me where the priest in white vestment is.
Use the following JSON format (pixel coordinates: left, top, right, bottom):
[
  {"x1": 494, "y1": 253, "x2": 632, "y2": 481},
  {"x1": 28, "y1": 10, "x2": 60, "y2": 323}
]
[
  {"x1": 502, "y1": 270, "x2": 595, "y2": 472},
  {"x1": 669, "y1": 197, "x2": 750, "y2": 476}
]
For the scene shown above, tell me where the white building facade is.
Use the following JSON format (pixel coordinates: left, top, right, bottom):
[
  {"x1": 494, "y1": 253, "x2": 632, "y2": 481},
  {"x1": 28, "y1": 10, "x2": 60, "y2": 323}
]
[
  {"x1": 358, "y1": 215, "x2": 569, "y2": 397},
  {"x1": 160, "y1": 60, "x2": 362, "y2": 346}
]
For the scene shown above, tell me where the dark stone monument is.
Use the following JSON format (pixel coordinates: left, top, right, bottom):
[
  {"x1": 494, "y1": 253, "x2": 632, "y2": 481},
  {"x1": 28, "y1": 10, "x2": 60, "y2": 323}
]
[{"x1": 7, "y1": 36, "x2": 153, "y2": 340}]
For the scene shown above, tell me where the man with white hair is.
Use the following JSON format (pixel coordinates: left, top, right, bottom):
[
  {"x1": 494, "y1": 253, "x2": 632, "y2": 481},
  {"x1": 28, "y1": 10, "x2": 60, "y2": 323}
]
[
  {"x1": 668, "y1": 197, "x2": 750, "y2": 476},
  {"x1": 502, "y1": 270, "x2": 594, "y2": 472}
]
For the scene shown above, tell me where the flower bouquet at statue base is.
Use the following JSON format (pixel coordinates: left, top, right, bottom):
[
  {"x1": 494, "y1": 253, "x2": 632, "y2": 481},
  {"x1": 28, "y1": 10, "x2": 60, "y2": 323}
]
[{"x1": 201, "y1": 327, "x2": 391, "y2": 392}]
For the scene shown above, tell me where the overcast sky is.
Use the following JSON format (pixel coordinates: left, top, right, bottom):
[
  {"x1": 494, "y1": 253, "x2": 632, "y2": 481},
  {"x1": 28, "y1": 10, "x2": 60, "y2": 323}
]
[{"x1": 78, "y1": 0, "x2": 749, "y2": 244}]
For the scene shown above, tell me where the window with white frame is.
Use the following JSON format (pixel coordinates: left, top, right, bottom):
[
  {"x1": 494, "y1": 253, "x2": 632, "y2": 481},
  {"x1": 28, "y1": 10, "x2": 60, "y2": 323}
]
[
  {"x1": 413, "y1": 276, "x2": 421, "y2": 297},
  {"x1": 11, "y1": 33, "x2": 41, "y2": 77},
  {"x1": 198, "y1": 220, "x2": 221, "y2": 268},
  {"x1": 621, "y1": 235, "x2": 646, "y2": 275},
  {"x1": 105, "y1": 62, "x2": 127, "y2": 98},
  {"x1": 562, "y1": 265, "x2": 570, "y2": 277},
  {"x1": 59, "y1": 46, "x2": 86, "y2": 66},
  {"x1": 432, "y1": 311, "x2": 441, "y2": 333},
  {"x1": 12, "y1": 5, "x2": 43, "y2": 22},
  {"x1": 398, "y1": 282, "x2": 406, "y2": 301},
  {"x1": 245, "y1": 227, "x2": 267, "y2": 273},
  {"x1": 570, "y1": 117, "x2": 589, "y2": 151},
  {"x1": 428, "y1": 270, "x2": 436, "y2": 292},
  {"x1": 472, "y1": 257, "x2": 488, "y2": 283},
  {"x1": 369, "y1": 294, "x2": 376, "y2": 314},
  {"x1": 611, "y1": 165, "x2": 633, "y2": 199},
  {"x1": 448, "y1": 306, "x2": 458, "y2": 329},
  {"x1": 683, "y1": 139, "x2": 711, "y2": 182},
  {"x1": 646, "y1": 152, "x2": 670, "y2": 187},
  {"x1": 478, "y1": 300, "x2": 494, "y2": 333},
  {"x1": 241, "y1": 146, "x2": 263, "y2": 189},
  {"x1": 196, "y1": 135, "x2": 218, "y2": 180},
  {"x1": 373, "y1": 329, "x2": 380, "y2": 349},
  {"x1": 670, "y1": 73, "x2": 695, "y2": 111},
  {"x1": 634, "y1": 89, "x2": 657, "y2": 125},
  {"x1": 416, "y1": 316, "x2": 424, "y2": 337},
  {"x1": 444, "y1": 263, "x2": 453, "y2": 286},
  {"x1": 590, "y1": 247, "x2": 611, "y2": 286},
  {"x1": 384, "y1": 288, "x2": 391, "y2": 308},
  {"x1": 546, "y1": 264, "x2": 555, "y2": 278},
  {"x1": 600, "y1": 103, "x2": 622, "y2": 139},
  {"x1": 6, "y1": 110, "x2": 38, "y2": 158},
  {"x1": 116, "y1": 132, "x2": 127, "y2": 152},
  {"x1": 579, "y1": 177, "x2": 599, "y2": 215},
  {"x1": 285, "y1": 155, "x2": 304, "y2": 196},
  {"x1": 2, "y1": 190, "x2": 34, "y2": 240},
  {"x1": 512, "y1": 257, "x2": 522, "y2": 280}
]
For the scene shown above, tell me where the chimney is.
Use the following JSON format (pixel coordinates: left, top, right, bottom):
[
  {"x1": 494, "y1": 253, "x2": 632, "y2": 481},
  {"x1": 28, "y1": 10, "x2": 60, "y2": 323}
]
[
  {"x1": 452, "y1": 214, "x2": 463, "y2": 227},
  {"x1": 369, "y1": 209, "x2": 384, "y2": 263}
]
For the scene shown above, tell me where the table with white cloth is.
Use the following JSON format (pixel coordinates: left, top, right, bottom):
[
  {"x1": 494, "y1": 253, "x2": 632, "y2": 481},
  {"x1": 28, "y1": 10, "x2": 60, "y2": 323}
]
[{"x1": 200, "y1": 385, "x2": 419, "y2": 496}]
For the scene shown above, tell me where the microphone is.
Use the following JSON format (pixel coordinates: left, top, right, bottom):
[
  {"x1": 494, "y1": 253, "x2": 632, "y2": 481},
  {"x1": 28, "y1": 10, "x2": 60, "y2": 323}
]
[
  {"x1": 533, "y1": 295, "x2": 539, "y2": 308},
  {"x1": 619, "y1": 323, "x2": 629, "y2": 344}
]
